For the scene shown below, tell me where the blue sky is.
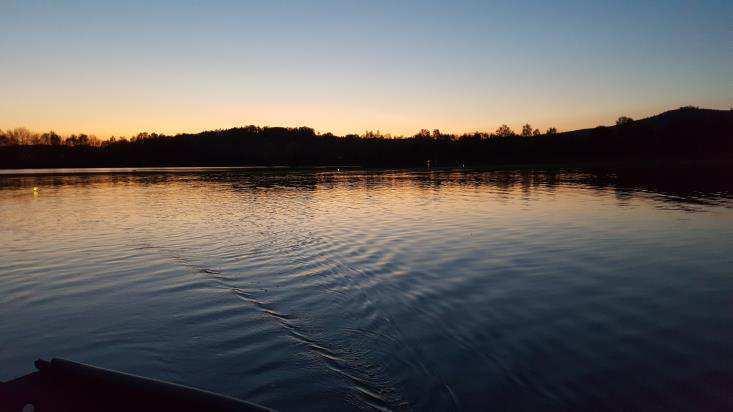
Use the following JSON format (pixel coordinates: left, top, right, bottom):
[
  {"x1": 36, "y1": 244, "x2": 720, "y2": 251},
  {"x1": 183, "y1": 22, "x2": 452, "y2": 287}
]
[{"x1": 1, "y1": 0, "x2": 731, "y2": 136}]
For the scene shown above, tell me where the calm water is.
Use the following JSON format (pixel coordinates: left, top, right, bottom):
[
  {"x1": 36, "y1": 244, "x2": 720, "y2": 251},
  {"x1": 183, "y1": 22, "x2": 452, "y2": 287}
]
[{"x1": 1, "y1": 168, "x2": 732, "y2": 410}]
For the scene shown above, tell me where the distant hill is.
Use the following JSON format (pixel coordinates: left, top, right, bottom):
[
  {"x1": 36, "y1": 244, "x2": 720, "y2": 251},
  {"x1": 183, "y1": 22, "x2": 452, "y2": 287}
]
[
  {"x1": 1, "y1": 107, "x2": 731, "y2": 168},
  {"x1": 563, "y1": 106, "x2": 732, "y2": 141},
  {"x1": 525, "y1": 107, "x2": 733, "y2": 159}
]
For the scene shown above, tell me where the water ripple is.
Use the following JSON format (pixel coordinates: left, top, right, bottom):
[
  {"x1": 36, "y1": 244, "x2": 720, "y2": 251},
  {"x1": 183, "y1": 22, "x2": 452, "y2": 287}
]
[{"x1": 1, "y1": 168, "x2": 732, "y2": 410}]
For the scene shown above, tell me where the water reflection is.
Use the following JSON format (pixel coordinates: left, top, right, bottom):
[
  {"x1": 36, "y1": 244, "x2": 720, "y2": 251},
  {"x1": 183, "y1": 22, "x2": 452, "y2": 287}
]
[
  {"x1": 1, "y1": 167, "x2": 730, "y2": 211},
  {"x1": 0, "y1": 167, "x2": 732, "y2": 410}
]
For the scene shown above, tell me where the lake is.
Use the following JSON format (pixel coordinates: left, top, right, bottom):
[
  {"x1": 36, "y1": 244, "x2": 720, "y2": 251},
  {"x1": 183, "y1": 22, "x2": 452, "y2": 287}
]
[{"x1": 1, "y1": 167, "x2": 732, "y2": 410}]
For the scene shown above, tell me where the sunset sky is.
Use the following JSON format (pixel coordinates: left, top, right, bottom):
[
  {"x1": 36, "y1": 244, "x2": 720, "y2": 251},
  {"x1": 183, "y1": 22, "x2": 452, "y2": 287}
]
[{"x1": 1, "y1": 0, "x2": 731, "y2": 138}]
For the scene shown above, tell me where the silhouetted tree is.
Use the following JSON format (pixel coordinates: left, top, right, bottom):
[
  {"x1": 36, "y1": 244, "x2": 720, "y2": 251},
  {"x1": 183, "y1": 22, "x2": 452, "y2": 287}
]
[
  {"x1": 546, "y1": 127, "x2": 557, "y2": 135},
  {"x1": 132, "y1": 132, "x2": 150, "y2": 142},
  {"x1": 7, "y1": 127, "x2": 34, "y2": 145},
  {"x1": 521, "y1": 124, "x2": 533, "y2": 137},
  {"x1": 532, "y1": 128, "x2": 541, "y2": 136},
  {"x1": 65, "y1": 134, "x2": 91, "y2": 146},
  {"x1": 616, "y1": 116, "x2": 634, "y2": 126},
  {"x1": 495, "y1": 124, "x2": 515, "y2": 137},
  {"x1": 364, "y1": 130, "x2": 383, "y2": 139},
  {"x1": 40, "y1": 131, "x2": 62, "y2": 145}
]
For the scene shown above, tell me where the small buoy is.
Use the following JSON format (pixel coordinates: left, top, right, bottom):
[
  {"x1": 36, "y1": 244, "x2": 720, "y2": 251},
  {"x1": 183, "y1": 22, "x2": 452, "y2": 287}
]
[{"x1": 32, "y1": 187, "x2": 38, "y2": 192}]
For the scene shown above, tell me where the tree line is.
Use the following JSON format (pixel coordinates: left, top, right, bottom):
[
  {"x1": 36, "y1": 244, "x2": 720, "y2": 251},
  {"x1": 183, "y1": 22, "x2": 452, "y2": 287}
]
[
  {"x1": 0, "y1": 122, "x2": 561, "y2": 148},
  {"x1": 0, "y1": 128, "x2": 104, "y2": 147},
  {"x1": 0, "y1": 107, "x2": 730, "y2": 168}
]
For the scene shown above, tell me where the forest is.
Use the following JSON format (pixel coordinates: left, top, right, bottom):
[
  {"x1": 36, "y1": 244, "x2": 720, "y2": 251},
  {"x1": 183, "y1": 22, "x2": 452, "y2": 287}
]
[{"x1": 1, "y1": 107, "x2": 731, "y2": 168}]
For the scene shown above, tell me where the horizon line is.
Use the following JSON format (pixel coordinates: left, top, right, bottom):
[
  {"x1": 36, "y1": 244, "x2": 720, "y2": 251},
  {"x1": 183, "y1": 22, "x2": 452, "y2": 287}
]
[{"x1": 1, "y1": 105, "x2": 729, "y2": 141}]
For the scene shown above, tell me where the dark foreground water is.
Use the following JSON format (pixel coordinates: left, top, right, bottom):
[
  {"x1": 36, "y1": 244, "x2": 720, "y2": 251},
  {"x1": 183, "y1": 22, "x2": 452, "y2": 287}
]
[{"x1": 1, "y1": 168, "x2": 732, "y2": 410}]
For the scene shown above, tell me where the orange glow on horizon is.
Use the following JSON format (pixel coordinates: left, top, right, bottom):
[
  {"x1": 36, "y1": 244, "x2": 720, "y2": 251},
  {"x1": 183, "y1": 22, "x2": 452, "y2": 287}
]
[{"x1": 3, "y1": 99, "x2": 730, "y2": 139}]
